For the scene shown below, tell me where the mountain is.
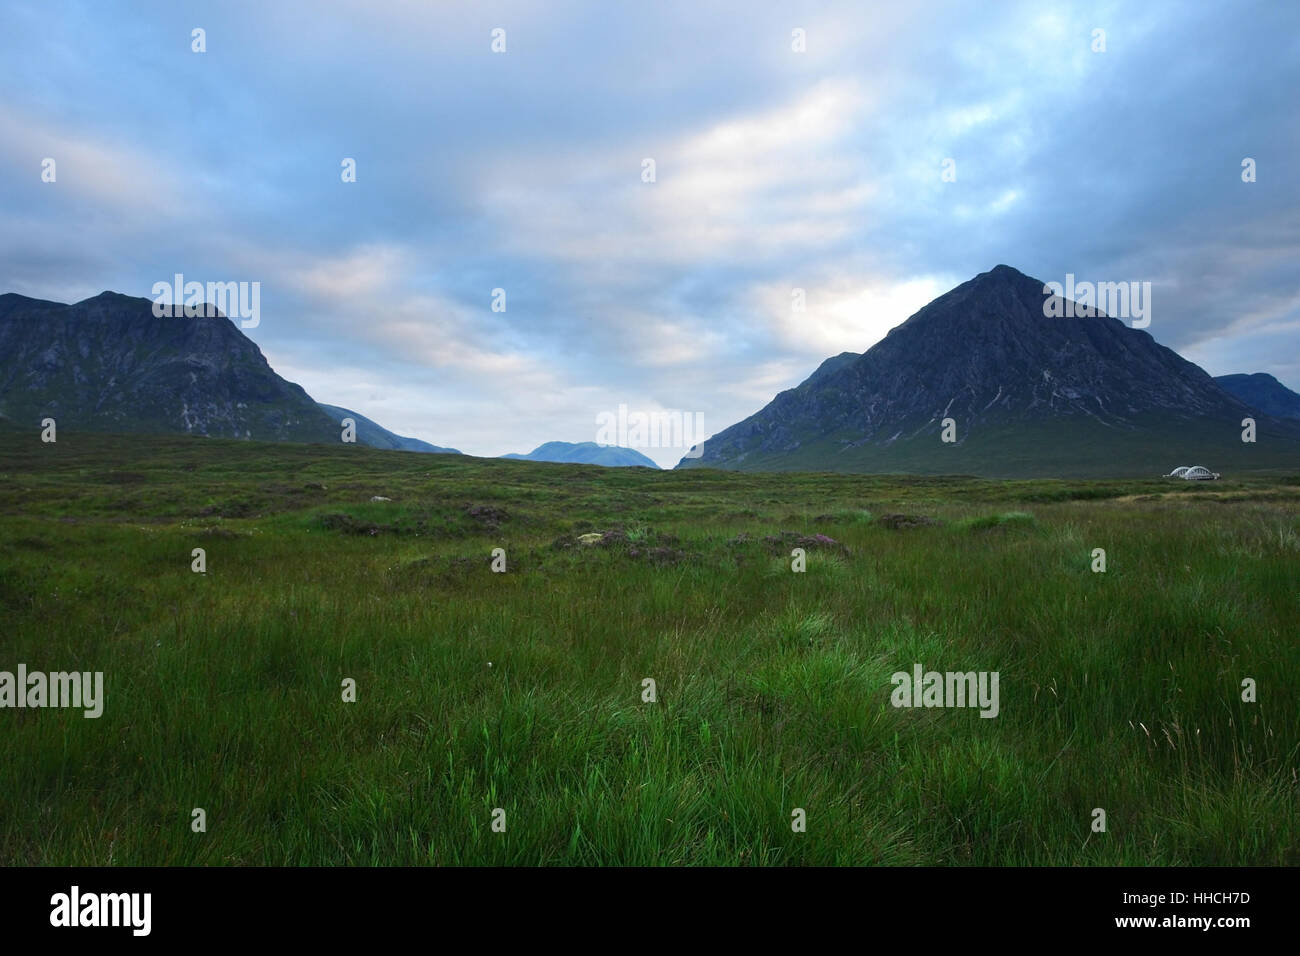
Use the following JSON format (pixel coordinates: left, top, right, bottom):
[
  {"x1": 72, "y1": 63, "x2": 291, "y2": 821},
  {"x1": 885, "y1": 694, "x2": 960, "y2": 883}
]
[
  {"x1": 0, "y1": 290, "x2": 456, "y2": 452},
  {"x1": 503, "y1": 441, "x2": 660, "y2": 468},
  {"x1": 678, "y1": 265, "x2": 1300, "y2": 477},
  {"x1": 1214, "y1": 373, "x2": 1300, "y2": 420},
  {"x1": 317, "y1": 404, "x2": 460, "y2": 454},
  {"x1": 0, "y1": 291, "x2": 340, "y2": 441}
]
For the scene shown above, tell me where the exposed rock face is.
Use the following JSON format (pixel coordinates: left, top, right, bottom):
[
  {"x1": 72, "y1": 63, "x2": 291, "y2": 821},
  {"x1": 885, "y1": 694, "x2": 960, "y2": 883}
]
[
  {"x1": 0, "y1": 291, "x2": 337, "y2": 442},
  {"x1": 677, "y1": 265, "x2": 1298, "y2": 476}
]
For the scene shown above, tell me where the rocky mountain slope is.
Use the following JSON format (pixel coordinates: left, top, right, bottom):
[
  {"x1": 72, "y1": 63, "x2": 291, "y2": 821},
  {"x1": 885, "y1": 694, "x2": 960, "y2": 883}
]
[
  {"x1": 677, "y1": 266, "x2": 1300, "y2": 477},
  {"x1": 0, "y1": 291, "x2": 336, "y2": 441},
  {"x1": 0, "y1": 291, "x2": 457, "y2": 453}
]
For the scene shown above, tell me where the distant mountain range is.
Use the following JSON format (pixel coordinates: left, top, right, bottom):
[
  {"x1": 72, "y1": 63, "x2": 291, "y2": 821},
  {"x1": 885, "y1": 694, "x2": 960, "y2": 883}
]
[
  {"x1": 677, "y1": 265, "x2": 1300, "y2": 477},
  {"x1": 1214, "y1": 373, "x2": 1300, "y2": 420},
  {"x1": 0, "y1": 290, "x2": 458, "y2": 454},
  {"x1": 5, "y1": 278, "x2": 1298, "y2": 478},
  {"x1": 502, "y1": 441, "x2": 659, "y2": 468}
]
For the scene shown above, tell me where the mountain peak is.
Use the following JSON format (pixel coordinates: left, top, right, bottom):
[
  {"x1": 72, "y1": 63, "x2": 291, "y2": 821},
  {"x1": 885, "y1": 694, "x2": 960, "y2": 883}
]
[
  {"x1": 0, "y1": 291, "x2": 65, "y2": 309},
  {"x1": 968, "y1": 263, "x2": 1047, "y2": 296},
  {"x1": 1221, "y1": 371, "x2": 1281, "y2": 386},
  {"x1": 889, "y1": 263, "x2": 1053, "y2": 339},
  {"x1": 986, "y1": 263, "x2": 1028, "y2": 278},
  {"x1": 72, "y1": 290, "x2": 153, "y2": 308}
]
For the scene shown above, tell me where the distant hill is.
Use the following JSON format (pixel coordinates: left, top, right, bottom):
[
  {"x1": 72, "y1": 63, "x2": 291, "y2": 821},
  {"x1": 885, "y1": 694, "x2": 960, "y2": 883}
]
[
  {"x1": 317, "y1": 404, "x2": 460, "y2": 454},
  {"x1": 678, "y1": 265, "x2": 1300, "y2": 477},
  {"x1": 503, "y1": 441, "x2": 660, "y2": 468},
  {"x1": 0, "y1": 290, "x2": 458, "y2": 453},
  {"x1": 1215, "y1": 373, "x2": 1300, "y2": 420}
]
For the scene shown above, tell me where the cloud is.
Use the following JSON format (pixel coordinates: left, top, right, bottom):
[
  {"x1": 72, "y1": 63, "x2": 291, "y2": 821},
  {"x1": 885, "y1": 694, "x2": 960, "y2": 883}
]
[
  {"x1": 0, "y1": 104, "x2": 190, "y2": 219},
  {"x1": 480, "y1": 79, "x2": 875, "y2": 267},
  {"x1": 2, "y1": 0, "x2": 1298, "y2": 461},
  {"x1": 757, "y1": 273, "x2": 956, "y2": 357}
]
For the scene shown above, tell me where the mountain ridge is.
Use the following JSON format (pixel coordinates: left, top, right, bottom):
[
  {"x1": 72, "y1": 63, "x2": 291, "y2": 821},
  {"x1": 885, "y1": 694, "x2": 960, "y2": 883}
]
[{"x1": 317, "y1": 404, "x2": 461, "y2": 454}]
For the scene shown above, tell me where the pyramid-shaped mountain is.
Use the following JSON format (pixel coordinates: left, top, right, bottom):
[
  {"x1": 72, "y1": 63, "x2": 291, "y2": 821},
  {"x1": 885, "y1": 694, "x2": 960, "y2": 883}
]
[{"x1": 677, "y1": 265, "x2": 1300, "y2": 477}]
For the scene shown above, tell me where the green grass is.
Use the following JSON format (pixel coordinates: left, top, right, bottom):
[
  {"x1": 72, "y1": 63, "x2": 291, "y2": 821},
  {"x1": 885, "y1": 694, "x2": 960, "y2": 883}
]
[
  {"x1": 680, "y1": 414, "x2": 1300, "y2": 478},
  {"x1": 0, "y1": 430, "x2": 1297, "y2": 865},
  {"x1": 954, "y1": 511, "x2": 1038, "y2": 532}
]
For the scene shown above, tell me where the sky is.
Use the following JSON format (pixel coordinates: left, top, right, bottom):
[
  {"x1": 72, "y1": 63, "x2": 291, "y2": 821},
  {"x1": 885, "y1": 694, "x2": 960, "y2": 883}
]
[{"x1": 2, "y1": 0, "x2": 1297, "y2": 466}]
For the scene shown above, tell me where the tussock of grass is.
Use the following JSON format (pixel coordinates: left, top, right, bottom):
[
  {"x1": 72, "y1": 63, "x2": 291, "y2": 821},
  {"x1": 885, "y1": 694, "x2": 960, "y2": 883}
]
[
  {"x1": 954, "y1": 511, "x2": 1037, "y2": 532},
  {"x1": 816, "y1": 508, "x2": 875, "y2": 525}
]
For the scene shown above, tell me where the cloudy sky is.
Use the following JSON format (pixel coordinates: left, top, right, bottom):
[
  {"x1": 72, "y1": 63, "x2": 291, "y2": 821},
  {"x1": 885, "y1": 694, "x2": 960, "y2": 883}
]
[{"x1": 2, "y1": 0, "x2": 1297, "y2": 465}]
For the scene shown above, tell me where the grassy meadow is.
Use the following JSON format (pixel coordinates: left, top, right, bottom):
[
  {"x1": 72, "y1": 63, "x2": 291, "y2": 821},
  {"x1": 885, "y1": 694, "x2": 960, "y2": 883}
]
[{"x1": 0, "y1": 431, "x2": 1297, "y2": 865}]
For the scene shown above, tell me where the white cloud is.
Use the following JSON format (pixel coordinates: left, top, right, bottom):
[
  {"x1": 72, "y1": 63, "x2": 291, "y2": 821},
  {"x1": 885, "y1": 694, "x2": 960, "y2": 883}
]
[
  {"x1": 479, "y1": 79, "x2": 876, "y2": 266},
  {"x1": 759, "y1": 273, "x2": 956, "y2": 357},
  {"x1": 0, "y1": 104, "x2": 192, "y2": 219}
]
